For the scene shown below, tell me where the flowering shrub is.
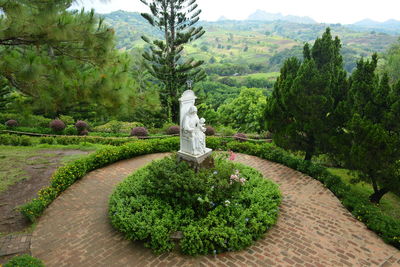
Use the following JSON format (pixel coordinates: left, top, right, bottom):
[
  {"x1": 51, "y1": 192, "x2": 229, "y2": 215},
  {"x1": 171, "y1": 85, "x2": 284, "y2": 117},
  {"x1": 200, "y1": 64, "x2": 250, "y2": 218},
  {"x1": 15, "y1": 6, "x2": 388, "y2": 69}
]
[
  {"x1": 49, "y1": 119, "x2": 66, "y2": 132},
  {"x1": 131, "y1": 127, "x2": 149, "y2": 137},
  {"x1": 5, "y1": 119, "x2": 18, "y2": 128},
  {"x1": 205, "y1": 126, "x2": 215, "y2": 136},
  {"x1": 166, "y1": 125, "x2": 180, "y2": 135},
  {"x1": 75, "y1": 120, "x2": 88, "y2": 132},
  {"x1": 109, "y1": 155, "x2": 281, "y2": 255}
]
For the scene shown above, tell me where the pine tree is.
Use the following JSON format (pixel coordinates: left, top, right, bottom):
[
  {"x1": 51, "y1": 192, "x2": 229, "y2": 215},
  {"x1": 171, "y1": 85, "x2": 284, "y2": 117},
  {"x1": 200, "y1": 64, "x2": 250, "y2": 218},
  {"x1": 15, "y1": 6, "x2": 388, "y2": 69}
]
[
  {"x1": 140, "y1": 0, "x2": 206, "y2": 123},
  {"x1": 0, "y1": 0, "x2": 133, "y2": 119},
  {"x1": 266, "y1": 28, "x2": 348, "y2": 160},
  {"x1": 341, "y1": 55, "x2": 400, "y2": 203}
]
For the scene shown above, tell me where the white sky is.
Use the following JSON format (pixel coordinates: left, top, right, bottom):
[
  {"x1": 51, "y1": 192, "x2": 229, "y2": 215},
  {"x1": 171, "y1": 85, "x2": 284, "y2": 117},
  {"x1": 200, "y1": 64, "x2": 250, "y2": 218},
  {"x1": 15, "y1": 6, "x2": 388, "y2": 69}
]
[{"x1": 72, "y1": 0, "x2": 400, "y2": 24}]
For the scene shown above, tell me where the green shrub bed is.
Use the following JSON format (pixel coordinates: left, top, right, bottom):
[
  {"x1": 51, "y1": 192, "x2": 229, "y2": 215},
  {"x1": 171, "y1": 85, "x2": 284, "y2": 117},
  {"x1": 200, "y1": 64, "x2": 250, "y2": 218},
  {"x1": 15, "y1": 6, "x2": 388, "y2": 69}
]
[
  {"x1": 4, "y1": 254, "x2": 45, "y2": 267},
  {"x1": 19, "y1": 137, "x2": 400, "y2": 250},
  {"x1": 109, "y1": 155, "x2": 281, "y2": 255}
]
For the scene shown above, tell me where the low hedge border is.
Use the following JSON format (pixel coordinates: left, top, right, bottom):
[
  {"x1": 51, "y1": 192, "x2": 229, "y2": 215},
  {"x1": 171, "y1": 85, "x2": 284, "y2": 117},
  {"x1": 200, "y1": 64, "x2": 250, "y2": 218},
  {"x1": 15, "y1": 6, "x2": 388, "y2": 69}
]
[{"x1": 19, "y1": 137, "x2": 400, "y2": 250}]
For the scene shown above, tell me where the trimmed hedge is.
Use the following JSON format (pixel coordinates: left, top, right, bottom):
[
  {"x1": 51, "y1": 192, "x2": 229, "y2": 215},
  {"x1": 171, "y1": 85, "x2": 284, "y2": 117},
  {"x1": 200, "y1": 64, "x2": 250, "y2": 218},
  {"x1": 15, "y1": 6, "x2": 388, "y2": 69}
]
[
  {"x1": 18, "y1": 137, "x2": 400, "y2": 249},
  {"x1": 109, "y1": 155, "x2": 281, "y2": 255},
  {"x1": 20, "y1": 138, "x2": 180, "y2": 221}
]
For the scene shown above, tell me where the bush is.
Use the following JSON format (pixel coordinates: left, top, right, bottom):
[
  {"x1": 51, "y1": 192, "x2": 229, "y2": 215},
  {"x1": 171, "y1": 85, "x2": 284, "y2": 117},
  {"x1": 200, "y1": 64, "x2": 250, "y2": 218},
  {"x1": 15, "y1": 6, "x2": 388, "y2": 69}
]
[
  {"x1": 0, "y1": 134, "x2": 33, "y2": 146},
  {"x1": 59, "y1": 115, "x2": 75, "y2": 125},
  {"x1": 5, "y1": 119, "x2": 18, "y2": 128},
  {"x1": 4, "y1": 254, "x2": 44, "y2": 267},
  {"x1": 75, "y1": 120, "x2": 88, "y2": 132},
  {"x1": 0, "y1": 113, "x2": 51, "y2": 128},
  {"x1": 93, "y1": 121, "x2": 143, "y2": 133},
  {"x1": 131, "y1": 127, "x2": 149, "y2": 137},
  {"x1": 234, "y1": 133, "x2": 247, "y2": 142},
  {"x1": 217, "y1": 126, "x2": 236, "y2": 136},
  {"x1": 205, "y1": 126, "x2": 215, "y2": 136},
  {"x1": 109, "y1": 155, "x2": 281, "y2": 255},
  {"x1": 166, "y1": 125, "x2": 180, "y2": 135},
  {"x1": 50, "y1": 119, "x2": 66, "y2": 133},
  {"x1": 20, "y1": 138, "x2": 180, "y2": 221},
  {"x1": 64, "y1": 125, "x2": 78, "y2": 136}
]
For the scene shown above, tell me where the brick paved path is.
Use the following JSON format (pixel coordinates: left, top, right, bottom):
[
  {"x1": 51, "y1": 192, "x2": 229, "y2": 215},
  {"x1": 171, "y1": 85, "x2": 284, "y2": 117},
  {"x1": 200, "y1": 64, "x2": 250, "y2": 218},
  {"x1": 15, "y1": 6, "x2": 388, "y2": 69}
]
[{"x1": 31, "y1": 153, "x2": 400, "y2": 267}]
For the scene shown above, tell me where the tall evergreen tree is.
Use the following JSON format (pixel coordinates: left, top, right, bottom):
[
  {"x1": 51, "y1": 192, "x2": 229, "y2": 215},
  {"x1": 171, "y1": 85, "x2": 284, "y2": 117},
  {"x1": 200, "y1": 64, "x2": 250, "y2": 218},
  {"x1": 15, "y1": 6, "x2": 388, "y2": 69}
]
[
  {"x1": 340, "y1": 55, "x2": 400, "y2": 203},
  {"x1": 266, "y1": 28, "x2": 348, "y2": 160},
  {"x1": 140, "y1": 0, "x2": 206, "y2": 123},
  {"x1": 0, "y1": 0, "x2": 132, "y2": 119}
]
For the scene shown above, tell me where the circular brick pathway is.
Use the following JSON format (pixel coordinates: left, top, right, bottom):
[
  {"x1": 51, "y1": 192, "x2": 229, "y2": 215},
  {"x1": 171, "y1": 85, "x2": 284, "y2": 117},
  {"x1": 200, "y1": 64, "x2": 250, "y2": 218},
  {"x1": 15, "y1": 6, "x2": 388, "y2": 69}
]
[{"x1": 31, "y1": 153, "x2": 400, "y2": 267}]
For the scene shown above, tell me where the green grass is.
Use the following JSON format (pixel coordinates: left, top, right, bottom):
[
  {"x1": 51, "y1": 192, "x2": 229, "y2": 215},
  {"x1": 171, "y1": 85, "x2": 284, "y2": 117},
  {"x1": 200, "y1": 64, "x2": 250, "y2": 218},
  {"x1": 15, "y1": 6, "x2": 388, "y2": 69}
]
[
  {"x1": 0, "y1": 145, "x2": 99, "y2": 193},
  {"x1": 328, "y1": 168, "x2": 400, "y2": 220}
]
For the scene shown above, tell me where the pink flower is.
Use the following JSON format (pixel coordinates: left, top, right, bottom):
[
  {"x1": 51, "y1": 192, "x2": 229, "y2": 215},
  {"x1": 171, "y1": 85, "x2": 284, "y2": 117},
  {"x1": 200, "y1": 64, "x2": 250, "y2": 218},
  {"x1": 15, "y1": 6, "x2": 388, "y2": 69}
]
[
  {"x1": 230, "y1": 174, "x2": 238, "y2": 181},
  {"x1": 229, "y1": 151, "x2": 236, "y2": 161},
  {"x1": 240, "y1": 178, "x2": 246, "y2": 184}
]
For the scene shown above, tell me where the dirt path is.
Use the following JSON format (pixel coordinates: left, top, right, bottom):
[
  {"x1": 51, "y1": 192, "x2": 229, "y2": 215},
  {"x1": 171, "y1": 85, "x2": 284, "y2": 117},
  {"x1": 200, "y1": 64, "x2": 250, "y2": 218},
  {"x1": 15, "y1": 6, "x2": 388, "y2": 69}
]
[{"x1": 30, "y1": 153, "x2": 400, "y2": 267}]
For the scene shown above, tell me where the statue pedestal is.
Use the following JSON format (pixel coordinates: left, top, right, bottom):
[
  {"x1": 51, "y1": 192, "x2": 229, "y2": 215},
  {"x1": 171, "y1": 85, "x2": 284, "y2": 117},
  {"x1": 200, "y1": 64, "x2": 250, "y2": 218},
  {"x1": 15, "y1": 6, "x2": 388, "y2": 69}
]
[{"x1": 178, "y1": 149, "x2": 213, "y2": 171}]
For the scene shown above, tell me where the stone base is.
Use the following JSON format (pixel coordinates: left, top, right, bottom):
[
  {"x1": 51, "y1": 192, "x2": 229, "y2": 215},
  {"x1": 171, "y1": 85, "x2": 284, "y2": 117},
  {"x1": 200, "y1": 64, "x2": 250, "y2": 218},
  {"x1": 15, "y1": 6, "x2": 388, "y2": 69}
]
[{"x1": 178, "y1": 149, "x2": 213, "y2": 171}]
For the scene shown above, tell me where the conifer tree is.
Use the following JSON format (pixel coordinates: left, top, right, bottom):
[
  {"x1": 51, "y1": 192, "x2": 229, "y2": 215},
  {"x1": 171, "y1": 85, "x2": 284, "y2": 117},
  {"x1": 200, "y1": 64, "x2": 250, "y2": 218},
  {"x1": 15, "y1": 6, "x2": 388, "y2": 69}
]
[
  {"x1": 140, "y1": 0, "x2": 206, "y2": 122},
  {"x1": 266, "y1": 28, "x2": 348, "y2": 160},
  {"x1": 341, "y1": 55, "x2": 400, "y2": 203}
]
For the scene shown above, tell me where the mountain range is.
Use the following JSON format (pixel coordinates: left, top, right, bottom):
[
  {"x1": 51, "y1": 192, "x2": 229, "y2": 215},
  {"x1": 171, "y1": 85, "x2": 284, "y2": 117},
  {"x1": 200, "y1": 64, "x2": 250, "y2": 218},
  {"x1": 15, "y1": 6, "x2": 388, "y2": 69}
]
[{"x1": 247, "y1": 10, "x2": 317, "y2": 24}]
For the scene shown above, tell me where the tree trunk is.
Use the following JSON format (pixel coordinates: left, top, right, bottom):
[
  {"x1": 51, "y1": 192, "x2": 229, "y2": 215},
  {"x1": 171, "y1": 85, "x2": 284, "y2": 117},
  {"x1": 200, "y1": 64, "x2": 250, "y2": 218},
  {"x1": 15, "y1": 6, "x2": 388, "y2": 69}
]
[
  {"x1": 369, "y1": 187, "x2": 390, "y2": 204},
  {"x1": 304, "y1": 151, "x2": 313, "y2": 161}
]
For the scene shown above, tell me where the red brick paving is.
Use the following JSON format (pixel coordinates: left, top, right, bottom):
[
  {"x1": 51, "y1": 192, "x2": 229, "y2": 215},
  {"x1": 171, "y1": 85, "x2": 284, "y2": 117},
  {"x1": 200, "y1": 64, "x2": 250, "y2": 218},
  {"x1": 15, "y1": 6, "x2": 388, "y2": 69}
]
[{"x1": 31, "y1": 153, "x2": 400, "y2": 266}]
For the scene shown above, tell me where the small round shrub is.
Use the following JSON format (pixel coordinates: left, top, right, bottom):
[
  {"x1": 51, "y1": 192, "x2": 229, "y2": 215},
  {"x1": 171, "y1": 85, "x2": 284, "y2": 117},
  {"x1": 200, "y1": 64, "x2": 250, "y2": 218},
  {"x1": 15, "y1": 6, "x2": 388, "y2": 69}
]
[
  {"x1": 5, "y1": 119, "x2": 18, "y2": 128},
  {"x1": 65, "y1": 125, "x2": 78, "y2": 135},
  {"x1": 75, "y1": 120, "x2": 88, "y2": 132},
  {"x1": 5, "y1": 254, "x2": 44, "y2": 267},
  {"x1": 109, "y1": 155, "x2": 281, "y2": 255},
  {"x1": 205, "y1": 126, "x2": 215, "y2": 136},
  {"x1": 131, "y1": 127, "x2": 149, "y2": 137},
  {"x1": 234, "y1": 133, "x2": 247, "y2": 142},
  {"x1": 79, "y1": 129, "x2": 89, "y2": 136},
  {"x1": 49, "y1": 119, "x2": 66, "y2": 133},
  {"x1": 166, "y1": 125, "x2": 180, "y2": 135}
]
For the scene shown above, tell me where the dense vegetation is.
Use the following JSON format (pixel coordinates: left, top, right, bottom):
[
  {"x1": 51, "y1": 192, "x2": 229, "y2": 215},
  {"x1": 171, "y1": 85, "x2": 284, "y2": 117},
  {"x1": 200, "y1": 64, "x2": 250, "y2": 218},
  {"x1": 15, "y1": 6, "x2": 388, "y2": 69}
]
[{"x1": 109, "y1": 155, "x2": 281, "y2": 255}]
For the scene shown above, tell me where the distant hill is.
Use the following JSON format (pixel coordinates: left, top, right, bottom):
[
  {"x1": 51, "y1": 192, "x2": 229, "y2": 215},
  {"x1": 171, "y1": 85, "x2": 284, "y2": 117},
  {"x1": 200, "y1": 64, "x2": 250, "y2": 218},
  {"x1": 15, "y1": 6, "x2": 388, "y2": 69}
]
[
  {"x1": 101, "y1": 11, "x2": 398, "y2": 73},
  {"x1": 350, "y1": 18, "x2": 400, "y2": 35},
  {"x1": 247, "y1": 10, "x2": 316, "y2": 24}
]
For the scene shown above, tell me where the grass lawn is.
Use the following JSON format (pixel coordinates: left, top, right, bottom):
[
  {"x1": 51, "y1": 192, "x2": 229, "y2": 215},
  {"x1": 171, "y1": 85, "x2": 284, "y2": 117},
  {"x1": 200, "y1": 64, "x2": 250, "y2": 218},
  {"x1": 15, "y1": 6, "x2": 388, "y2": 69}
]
[
  {"x1": 0, "y1": 144, "x2": 105, "y2": 193},
  {"x1": 328, "y1": 168, "x2": 400, "y2": 220}
]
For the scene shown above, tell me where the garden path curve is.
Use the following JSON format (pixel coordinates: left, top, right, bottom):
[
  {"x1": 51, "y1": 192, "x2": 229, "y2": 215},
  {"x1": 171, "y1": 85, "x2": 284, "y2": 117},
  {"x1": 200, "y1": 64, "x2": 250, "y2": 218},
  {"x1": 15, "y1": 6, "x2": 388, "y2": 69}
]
[{"x1": 31, "y1": 153, "x2": 400, "y2": 267}]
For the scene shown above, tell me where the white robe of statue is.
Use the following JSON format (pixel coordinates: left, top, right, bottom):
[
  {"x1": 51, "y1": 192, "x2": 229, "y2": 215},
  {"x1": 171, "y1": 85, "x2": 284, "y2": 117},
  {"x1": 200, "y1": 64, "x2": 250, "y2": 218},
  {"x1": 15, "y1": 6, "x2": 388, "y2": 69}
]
[{"x1": 182, "y1": 106, "x2": 206, "y2": 155}]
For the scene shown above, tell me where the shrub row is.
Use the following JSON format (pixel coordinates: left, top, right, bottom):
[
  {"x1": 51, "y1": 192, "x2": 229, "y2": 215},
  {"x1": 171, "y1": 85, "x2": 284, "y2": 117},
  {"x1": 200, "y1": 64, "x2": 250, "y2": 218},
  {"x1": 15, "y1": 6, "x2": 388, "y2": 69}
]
[
  {"x1": 4, "y1": 254, "x2": 44, "y2": 267},
  {"x1": 19, "y1": 137, "x2": 400, "y2": 249},
  {"x1": 0, "y1": 134, "x2": 33, "y2": 146},
  {"x1": 20, "y1": 138, "x2": 180, "y2": 221}
]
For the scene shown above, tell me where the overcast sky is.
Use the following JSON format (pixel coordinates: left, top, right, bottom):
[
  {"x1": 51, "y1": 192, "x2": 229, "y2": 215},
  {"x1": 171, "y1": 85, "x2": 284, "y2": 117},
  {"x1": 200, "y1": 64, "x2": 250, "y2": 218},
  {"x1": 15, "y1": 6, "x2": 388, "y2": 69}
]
[{"x1": 72, "y1": 0, "x2": 400, "y2": 24}]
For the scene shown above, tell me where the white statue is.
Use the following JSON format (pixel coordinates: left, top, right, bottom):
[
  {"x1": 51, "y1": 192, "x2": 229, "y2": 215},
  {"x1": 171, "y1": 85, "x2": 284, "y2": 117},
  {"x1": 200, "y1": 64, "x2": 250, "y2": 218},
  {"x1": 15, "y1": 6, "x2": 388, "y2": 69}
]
[
  {"x1": 182, "y1": 106, "x2": 206, "y2": 155},
  {"x1": 178, "y1": 90, "x2": 212, "y2": 162}
]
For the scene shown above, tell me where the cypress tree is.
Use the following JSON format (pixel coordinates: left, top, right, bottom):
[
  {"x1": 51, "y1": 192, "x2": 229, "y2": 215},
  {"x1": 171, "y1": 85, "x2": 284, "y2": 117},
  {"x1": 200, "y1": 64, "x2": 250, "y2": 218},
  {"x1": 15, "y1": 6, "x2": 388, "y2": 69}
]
[
  {"x1": 342, "y1": 55, "x2": 400, "y2": 203},
  {"x1": 140, "y1": 0, "x2": 206, "y2": 123},
  {"x1": 266, "y1": 28, "x2": 348, "y2": 160}
]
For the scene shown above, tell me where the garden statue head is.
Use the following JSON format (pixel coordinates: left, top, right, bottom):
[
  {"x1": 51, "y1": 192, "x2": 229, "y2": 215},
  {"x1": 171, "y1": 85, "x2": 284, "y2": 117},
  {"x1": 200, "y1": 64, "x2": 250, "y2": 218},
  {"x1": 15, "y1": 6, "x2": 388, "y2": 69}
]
[{"x1": 189, "y1": 105, "x2": 197, "y2": 115}]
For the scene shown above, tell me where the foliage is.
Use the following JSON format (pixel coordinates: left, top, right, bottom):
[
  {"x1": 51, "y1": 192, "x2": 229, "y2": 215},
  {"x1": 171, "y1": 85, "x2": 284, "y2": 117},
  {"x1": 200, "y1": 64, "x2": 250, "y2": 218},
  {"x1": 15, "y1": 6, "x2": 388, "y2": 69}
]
[
  {"x1": 0, "y1": 113, "x2": 51, "y2": 128},
  {"x1": 266, "y1": 28, "x2": 348, "y2": 160},
  {"x1": 50, "y1": 120, "x2": 66, "y2": 133},
  {"x1": 0, "y1": 134, "x2": 32, "y2": 146},
  {"x1": 205, "y1": 126, "x2": 215, "y2": 136},
  {"x1": 4, "y1": 254, "x2": 44, "y2": 267},
  {"x1": 59, "y1": 115, "x2": 75, "y2": 126},
  {"x1": 140, "y1": 0, "x2": 206, "y2": 122},
  {"x1": 18, "y1": 137, "x2": 400, "y2": 249},
  {"x1": 131, "y1": 127, "x2": 149, "y2": 137},
  {"x1": 380, "y1": 38, "x2": 400, "y2": 84},
  {"x1": 109, "y1": 155, "x2": 281, "y2": 255},
  {"x1": 5, "y1": 119, "x2": 18, "y2": 128},
  {"x1": 79, "y1": 129, "x2": 89, "y2": 136},
  {"x1": 75, "y1": 120, "x2": 89, "y2": 132},
  {"x1": 218, "y1": 87, "x2": 267, "y2": 133},
  {"x1": 166, "y1": 125, "x2": 180, "y2": 135},
  {"x1": 92, "y1": 121, "x2": 144, "y2": 133},
  {"x1": 20, "y1": 137, "x2": 180, "y2": 221},
  {"x1": 337, "y1": 55, "x2": 400, "y2": 203}
]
